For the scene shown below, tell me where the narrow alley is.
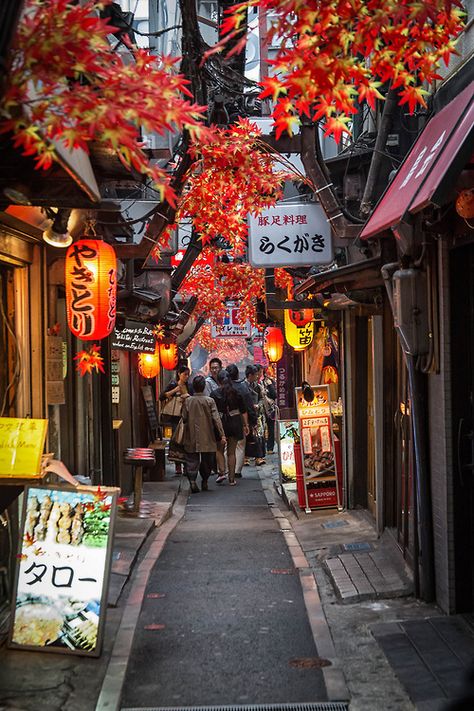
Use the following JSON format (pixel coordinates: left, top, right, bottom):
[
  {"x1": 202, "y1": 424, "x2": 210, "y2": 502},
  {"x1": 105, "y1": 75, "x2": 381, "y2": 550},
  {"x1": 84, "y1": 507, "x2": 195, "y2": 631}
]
[{"x1": 120, "y1": 469, "x2": 330, "y2": 709}]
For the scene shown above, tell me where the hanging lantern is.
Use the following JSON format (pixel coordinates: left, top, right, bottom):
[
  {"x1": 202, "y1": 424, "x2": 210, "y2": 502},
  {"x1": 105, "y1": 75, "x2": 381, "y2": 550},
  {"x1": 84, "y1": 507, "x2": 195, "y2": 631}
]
[
  {"x1": 288, "y1": 309, "x2": 313, "y2": 327},
  {"x1": 456, "y1": 188, "x2": 474, "y2": 219},
  {"x1": 263, "y1": 326, "x2": 284, "y2": 363},
  {"x1": 159, "y1": 342, "x2": 178, "y2": 371},
  {"x1": 284, "y1": 309, "x2": 314, "y2": 351},
  {"x1": 138, "y1": 348, "x2": 160, "y2": 379},
  {"x1": 65, "y1": 239, "x2": 117, "y2": 340}
]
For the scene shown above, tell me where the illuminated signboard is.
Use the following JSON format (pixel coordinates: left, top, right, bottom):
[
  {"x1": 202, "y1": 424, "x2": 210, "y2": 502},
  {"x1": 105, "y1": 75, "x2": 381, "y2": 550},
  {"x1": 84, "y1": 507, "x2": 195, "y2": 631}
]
[
  {"x1": 277, "y1": 420, "x2": 299, "y2": 481},
  {"x1": 9, "y1": 484, "x2": 118, "y2": 657},
  {"x1": 0, "y1": 418, "x2": 48, "y2": 479}
]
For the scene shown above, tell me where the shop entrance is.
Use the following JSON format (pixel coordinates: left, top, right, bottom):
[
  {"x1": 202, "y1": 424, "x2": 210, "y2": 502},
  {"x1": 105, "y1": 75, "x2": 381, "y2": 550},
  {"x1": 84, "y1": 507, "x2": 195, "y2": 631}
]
[{"x1": 450, "y1": 241, "x2": 474, "y2": 611}]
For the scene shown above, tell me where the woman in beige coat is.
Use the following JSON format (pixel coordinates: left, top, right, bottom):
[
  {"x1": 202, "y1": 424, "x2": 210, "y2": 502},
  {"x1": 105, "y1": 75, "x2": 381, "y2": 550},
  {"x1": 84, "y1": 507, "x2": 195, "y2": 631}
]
[{"x1": 182, "y1": 374, "x2": 226, "y2": 492}]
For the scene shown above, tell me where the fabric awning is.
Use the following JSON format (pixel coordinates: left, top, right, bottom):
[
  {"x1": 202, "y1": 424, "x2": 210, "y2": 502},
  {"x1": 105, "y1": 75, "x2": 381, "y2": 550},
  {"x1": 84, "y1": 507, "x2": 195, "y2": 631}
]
[{"x1": 361, "y1": 80, "x2": 474, "y2": 240}]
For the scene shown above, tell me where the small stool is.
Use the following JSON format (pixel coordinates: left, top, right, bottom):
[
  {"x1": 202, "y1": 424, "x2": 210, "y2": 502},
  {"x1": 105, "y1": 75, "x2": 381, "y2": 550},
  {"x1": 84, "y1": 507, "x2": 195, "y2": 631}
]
[{"x1": 122, "y1": 448, "x2": 156, "y2": 517}]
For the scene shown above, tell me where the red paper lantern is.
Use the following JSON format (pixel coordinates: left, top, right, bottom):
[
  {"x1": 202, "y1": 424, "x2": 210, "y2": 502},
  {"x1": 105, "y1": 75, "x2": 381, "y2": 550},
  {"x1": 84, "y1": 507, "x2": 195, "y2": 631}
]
[
  {"x1": 65, "y1": 239, "x2": 117, "y2": 340},
  {"x1": 263, "y1": 326, "x2": 284, "y2": 363},
  {"x1": 159, "y1": 342, "x2": 178, "y2": 371},
  {"x1": 138, "y1": 348, "x2": 160, "y2": 379},
  {"x1": 288, "y1": 309, "x2": 313, "y2": 327}
]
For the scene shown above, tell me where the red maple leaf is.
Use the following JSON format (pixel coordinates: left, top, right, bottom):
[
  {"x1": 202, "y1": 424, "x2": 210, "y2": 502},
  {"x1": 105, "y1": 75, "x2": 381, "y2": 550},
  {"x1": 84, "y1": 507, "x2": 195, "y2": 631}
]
[{"x1": 74, "y1": 344, "x2": 105, "y2": 376}]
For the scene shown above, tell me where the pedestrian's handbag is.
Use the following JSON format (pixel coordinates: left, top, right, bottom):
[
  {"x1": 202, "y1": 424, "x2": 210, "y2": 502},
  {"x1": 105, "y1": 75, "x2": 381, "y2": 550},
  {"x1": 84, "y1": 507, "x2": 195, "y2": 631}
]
[
  {"x1": 168, "y1": 441, "x2": 186, "y2": 463},
  {"x1": 173, "y1": 417, "x2": 185, "y2": 446},
  {"x1": 161, "y1": 393, "x2": 182, "y2": 420}
]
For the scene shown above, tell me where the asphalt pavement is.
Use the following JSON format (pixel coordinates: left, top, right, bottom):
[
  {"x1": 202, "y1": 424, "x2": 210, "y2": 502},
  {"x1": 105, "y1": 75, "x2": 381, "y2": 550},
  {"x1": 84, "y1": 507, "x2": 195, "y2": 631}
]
[{"x1": 120, "y1": 471, "x2": 329, "y2": 708}]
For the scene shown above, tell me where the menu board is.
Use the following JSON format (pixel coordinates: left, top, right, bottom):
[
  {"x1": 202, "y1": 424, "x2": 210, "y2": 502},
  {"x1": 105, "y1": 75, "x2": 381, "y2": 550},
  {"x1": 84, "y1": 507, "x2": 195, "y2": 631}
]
[
  {"x1": 295, "y1": 384, "x2": 341, "y2": 509},
  {"x1": 141, "y1": 385, "x2": 159, "y2": 438},
  {"x1": 0, "y1": 418, "x2": 48, "y2": 478},
  {"x1": 277, "y1": 420, "x2": 299, "y2": 481},
  {"x1": 111, "y1": 320, "x2": 155, "y2": 353},
  {"x1": 9, "y1": 484, "x2": 118, "y2": 657}
]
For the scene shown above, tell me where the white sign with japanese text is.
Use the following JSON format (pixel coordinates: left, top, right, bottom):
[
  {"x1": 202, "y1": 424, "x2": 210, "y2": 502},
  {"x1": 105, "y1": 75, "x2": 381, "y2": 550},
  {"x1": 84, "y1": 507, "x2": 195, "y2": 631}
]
[
  {"x1": 9, "y1": 484, "x2": 118, "y2": 657},
  {"x1": 248, "y1": 202, "x2": 332, "y2": 268},
  {"x1": 211, "y1": 302, "x2": 252, "y2": 338}
]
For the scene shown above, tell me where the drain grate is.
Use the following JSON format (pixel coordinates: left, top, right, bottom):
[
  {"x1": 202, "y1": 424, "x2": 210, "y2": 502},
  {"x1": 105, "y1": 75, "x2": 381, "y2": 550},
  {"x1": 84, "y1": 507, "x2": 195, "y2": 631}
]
[{"x1": 122, "y1": 704, "x2": 348, "y2": 711}]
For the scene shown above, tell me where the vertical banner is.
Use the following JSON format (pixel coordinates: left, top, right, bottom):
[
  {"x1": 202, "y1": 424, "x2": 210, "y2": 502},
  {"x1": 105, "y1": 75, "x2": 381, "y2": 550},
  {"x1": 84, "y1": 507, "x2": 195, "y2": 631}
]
[
  {"x1": 9, "y1": 484, "x2": 118, "y2": 657},
  {"x1": 276, "y1": 345, "x2": 294, "y2": 412},
  {"x1": 295, "y1": 385, "x2": 341, "y2": 510}
]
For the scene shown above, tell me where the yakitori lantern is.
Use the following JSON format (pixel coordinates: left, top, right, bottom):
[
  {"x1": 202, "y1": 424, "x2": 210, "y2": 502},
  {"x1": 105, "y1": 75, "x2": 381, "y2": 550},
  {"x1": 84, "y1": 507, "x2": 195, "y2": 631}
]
[
  {"x1": 65, "y1": 239, "x2": 117, "y2": 340},
  {"x1": 138, "y1": 348, "x2": 160, "y2": 379},
  {"x1": 284, "y1": 309, "x2": 314, "y2": 351},
  {"x1": 263, "y1": 326, "x2": 284, "y2": 363},
  {"x1": 159, "y1": 342, "x2": 178, "y2": 371}
]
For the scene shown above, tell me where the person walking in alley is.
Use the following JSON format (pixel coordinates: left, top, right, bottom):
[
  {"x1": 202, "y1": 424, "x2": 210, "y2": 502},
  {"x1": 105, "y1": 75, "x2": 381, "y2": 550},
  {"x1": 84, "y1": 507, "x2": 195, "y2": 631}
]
[
  {"x1": 160, "y1": 365, "x2": 191, "y2": 476},
  {"x1": 225, "y1": 363, "x2": 255, "y2": 478},
  {"x1": 181, "y1": 374, "x2": 226, "y2": 493},
  {"x1": 211, "y1": 369, "x2": 249, "y2": 485},
  {"x1": 243, "y1": 364, "x2": 266, "y2": 466},
  {"x1": 204, "y1": 357, "x2": 222, "y2": 395}
]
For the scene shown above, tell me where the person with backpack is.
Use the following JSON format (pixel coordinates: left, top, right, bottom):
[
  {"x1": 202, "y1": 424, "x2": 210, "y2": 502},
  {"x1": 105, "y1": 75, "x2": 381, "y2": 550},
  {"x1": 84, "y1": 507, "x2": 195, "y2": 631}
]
[{"x1": 210, "y1": 369, "x2": 249, "y2": 486}]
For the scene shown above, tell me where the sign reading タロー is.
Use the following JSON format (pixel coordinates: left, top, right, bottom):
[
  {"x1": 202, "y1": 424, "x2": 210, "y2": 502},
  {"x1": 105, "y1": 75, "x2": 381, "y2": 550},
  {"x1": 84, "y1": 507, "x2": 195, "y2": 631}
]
[{"x1": 248, "y1": 202, "x2": 333, "y2": 268}]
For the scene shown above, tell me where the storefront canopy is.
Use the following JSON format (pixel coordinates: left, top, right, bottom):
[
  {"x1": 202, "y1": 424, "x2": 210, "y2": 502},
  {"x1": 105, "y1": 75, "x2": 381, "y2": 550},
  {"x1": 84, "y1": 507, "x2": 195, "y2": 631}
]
[{"x1": 361, "y1": 80, "x2": 474, "y2": 240}]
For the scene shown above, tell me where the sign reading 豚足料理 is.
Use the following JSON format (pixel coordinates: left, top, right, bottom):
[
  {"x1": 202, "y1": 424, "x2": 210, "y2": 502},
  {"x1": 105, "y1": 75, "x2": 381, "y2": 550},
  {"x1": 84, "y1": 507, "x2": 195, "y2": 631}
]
[
  {"x1": 248, "y1": 202, "x2": 332, "y2": 268},
  {"x1": 0, "y1": 418, "x2": 48, "y2": 478},
  {"x1": 111, "y1": 320, "x2": 155, "y2": 353},
  {"x1": 9, "y1": 484, "x2": 118, "y2": 657}
]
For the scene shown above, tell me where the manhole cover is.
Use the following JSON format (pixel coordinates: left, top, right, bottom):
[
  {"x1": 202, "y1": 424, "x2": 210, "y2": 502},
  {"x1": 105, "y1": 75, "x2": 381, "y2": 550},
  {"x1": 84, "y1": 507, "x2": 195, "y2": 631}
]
[
  {"x1": 341, "y1": 542, "x2": 372, "y2": 552},
  {"x1": 289, "y1": 657, "x2": 332, "y2": 668},
  {"x1": 322, "y1": 520, "x2": 349, "y2": 529}
]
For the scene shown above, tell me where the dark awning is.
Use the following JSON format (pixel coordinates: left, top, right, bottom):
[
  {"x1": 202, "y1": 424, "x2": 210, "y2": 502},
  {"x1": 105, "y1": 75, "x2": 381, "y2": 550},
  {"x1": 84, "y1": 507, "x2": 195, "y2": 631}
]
[
  {"x1": 294, "y1": 256, "x2": 383, "y2": 297},
  {"x1": 360, "y1": 80, "x2": 474, "y2": 240}
]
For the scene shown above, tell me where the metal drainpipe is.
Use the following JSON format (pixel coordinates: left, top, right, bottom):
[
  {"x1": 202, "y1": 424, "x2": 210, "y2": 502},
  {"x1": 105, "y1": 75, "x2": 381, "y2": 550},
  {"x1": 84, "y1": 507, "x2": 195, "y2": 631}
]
[{"x1": 382, "y1": 262, "x2": 435, "y2": 602}]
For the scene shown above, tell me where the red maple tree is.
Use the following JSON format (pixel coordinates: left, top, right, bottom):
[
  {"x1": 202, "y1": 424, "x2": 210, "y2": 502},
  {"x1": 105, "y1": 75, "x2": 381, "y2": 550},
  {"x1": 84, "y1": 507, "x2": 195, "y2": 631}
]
[
  {"x1": 1, "y1": 0, "x2": 208, "y2": 204},
  {"x1": 210, "y1": 0, "x2": 465, "y2": 141}
]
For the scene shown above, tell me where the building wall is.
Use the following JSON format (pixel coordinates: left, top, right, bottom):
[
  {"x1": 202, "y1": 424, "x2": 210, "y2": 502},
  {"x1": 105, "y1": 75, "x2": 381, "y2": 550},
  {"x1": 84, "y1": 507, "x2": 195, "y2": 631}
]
[{"x1": 428, "y1": 239, "x2": 455, "y2": 613}]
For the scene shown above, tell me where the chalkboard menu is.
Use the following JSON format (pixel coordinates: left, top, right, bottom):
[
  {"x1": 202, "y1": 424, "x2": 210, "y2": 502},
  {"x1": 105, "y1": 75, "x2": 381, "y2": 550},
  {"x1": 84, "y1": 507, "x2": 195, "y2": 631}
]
[
  {"x1": 141, "y1": 385, "x2": 159, "y2": 438},
  {"x1": 111, "y1": 321, "x2": 155, "y2": 353}
]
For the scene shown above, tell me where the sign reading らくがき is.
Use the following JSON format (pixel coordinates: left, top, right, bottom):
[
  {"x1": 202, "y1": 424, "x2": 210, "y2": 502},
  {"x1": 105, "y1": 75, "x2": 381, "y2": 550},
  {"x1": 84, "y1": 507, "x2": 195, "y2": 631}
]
[
  {"x1": 10, "y1": 484, "x2": 118, "y2": 656},
  {"x1": 248, "y1": 202, "x2": 332, "y2": 268}
]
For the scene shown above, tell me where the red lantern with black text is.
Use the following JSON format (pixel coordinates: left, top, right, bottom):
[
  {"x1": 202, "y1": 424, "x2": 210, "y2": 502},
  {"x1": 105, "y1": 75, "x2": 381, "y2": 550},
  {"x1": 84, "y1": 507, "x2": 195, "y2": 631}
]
[
  {"x1": 263, "y1": 326, "x2": 284, "y2": 363},
  {"x1": 65, "y1": 239, "x2": 117, "y2": 340},
  {"x1": 289, "y1": 308, "x2": 313, "y2": 327},
  {"x1": 159, "y1": 342, "x2": 178, "y2": 370},
  {"x1": 138, "y1": 348, "x2": 160, "y2": 379}
]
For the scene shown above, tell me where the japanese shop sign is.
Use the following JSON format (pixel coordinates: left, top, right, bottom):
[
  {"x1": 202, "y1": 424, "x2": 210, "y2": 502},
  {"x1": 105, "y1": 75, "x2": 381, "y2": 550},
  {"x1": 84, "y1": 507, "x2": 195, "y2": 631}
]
[
  {"x1": 9, "y1": 484, "x2": 118, "y2": 656},
  {"x1": 211, "y1": 302, "x2": 252, "y2": 338},
  {"x1": 112, "y1": 320, "x2": 156, "y2": 353},
  {"x1": 276, "y1": 345, "x2": 293, "y2": 410},
  {"x1": 248, "y1": 202, "x2": 332, "y2": 268},
  {"x1": 0, "y1": 418, "x2": 48, "y2": 478},
  {"x1": 277, "y1": 420, "x2": 299, "y2": 482},
  {"x1": 295, "y1": 385, "x2": 340, "y2": 510}
]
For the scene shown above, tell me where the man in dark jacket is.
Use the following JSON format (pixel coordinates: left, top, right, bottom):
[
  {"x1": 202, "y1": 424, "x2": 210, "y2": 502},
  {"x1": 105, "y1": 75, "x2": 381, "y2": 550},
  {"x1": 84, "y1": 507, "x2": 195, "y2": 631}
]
[{"x1": 226, "y1": 363, "x2": 257, "y2": 477}]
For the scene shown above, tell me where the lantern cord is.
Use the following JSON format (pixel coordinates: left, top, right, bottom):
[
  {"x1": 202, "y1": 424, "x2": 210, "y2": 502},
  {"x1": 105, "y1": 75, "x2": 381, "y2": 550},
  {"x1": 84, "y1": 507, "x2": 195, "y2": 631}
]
[{"x1": 83, "y1": 218, "x2": 98, "y2": 238}]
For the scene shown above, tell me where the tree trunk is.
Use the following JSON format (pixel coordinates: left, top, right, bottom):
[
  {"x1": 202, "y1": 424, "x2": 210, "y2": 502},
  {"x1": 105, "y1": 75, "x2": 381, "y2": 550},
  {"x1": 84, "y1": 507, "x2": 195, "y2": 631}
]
[
  {"x1": 359, "y1": 88, "x2": 398, "y2": 216},
  {"x1": 300, "y1": 125, "x2": 361, "y2": 240}
]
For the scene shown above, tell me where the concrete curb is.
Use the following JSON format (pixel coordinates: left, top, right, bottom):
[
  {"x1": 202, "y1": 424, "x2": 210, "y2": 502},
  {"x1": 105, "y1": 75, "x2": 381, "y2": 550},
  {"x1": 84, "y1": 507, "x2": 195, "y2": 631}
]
[{"x1": 96, "y1": 490, "x2": 188, "y2": 711}]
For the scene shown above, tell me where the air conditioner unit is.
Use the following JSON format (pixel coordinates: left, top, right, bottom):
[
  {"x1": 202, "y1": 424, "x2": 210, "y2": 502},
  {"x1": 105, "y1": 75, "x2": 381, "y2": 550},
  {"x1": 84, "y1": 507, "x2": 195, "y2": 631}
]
[{"x1": 392, "y1": 268, "x2": 430, "y2": 356}]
